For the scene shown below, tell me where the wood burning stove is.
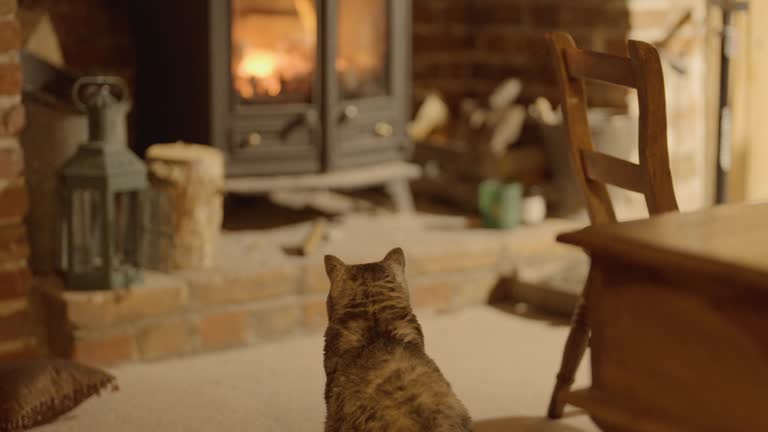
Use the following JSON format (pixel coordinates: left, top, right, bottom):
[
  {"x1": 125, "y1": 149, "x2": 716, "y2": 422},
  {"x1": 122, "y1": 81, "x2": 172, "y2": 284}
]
[{"x1": 134, "y1": 1, "x2": 412, "y2": 177}]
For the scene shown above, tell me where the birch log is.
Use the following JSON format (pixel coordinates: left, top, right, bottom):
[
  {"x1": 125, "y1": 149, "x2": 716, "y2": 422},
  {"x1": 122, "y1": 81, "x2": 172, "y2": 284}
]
[{"x1": 144, "y1": 142, "x2": 224, "y2": 271}]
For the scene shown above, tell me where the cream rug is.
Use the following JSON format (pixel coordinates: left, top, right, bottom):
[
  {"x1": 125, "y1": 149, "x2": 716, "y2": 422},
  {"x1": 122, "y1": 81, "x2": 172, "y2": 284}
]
[{"x1": 37, "y1": 305, "x2": 596, "y2": 431}]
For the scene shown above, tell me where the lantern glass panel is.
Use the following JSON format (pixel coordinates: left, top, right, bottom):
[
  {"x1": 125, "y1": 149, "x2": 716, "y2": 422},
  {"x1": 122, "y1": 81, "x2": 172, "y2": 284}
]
[
  {"x1": 70, "y1": 188, "x2": 104, "y2": 273},
  {"x1": 113, "y1": 191, "x2": 142, "y2": 269}
]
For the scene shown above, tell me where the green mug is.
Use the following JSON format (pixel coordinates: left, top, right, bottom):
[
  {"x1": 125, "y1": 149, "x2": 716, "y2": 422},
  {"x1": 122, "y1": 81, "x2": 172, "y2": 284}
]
[{"x1": 478, "y1": 180, "x2": 523, "y2": 229}]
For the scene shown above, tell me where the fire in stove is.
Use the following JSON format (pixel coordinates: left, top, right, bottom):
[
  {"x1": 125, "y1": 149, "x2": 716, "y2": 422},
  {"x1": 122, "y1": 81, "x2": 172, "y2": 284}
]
[
  {"x1": 232, "y1": 0, "x2": 316, "y2": 100},
  {"x1": 231, "y1": 0, "x2": 388, "y2": 102}
]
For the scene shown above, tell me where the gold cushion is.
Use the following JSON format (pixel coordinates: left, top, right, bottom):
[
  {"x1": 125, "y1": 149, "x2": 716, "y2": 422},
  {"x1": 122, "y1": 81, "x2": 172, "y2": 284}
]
[{"x1": 0, "y1": 359, "x2": 117, "y2": 431}]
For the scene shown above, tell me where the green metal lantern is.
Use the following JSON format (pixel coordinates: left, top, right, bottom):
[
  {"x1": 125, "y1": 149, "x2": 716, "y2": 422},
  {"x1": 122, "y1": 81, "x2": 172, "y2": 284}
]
[{"x1": 59, "y1": 76, "x2": 147, "y2": 290}]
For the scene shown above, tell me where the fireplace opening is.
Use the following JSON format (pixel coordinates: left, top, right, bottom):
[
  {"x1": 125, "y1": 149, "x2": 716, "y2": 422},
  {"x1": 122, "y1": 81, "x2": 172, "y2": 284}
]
[
  {"x1": 231, "y1": 0, "x2": 389, "y2": 103},
  {"x1": 135, "y1": 0, "x2": 411, "y2": 177},
  {"x1": 231, "y1": 0, "x2": 316, "y2": 102}
]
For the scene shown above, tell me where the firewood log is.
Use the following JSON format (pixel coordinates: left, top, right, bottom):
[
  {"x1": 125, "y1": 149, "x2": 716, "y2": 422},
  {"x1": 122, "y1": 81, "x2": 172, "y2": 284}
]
[
  {"x1": 488, "y1": 78, "x2": 523, "y2": 111},
  {"x1": 144, "y1": 142, "x2": 225, "y2": 271},
  {"x1": 489, "y1": 105, "x2": 527, "y2": 156},
  {"x1": 529, "y1": 97, "x2": 559, "y2": 126},
  {"x1": 408, "y1": 92, "x2": 450, "y2": 142}
]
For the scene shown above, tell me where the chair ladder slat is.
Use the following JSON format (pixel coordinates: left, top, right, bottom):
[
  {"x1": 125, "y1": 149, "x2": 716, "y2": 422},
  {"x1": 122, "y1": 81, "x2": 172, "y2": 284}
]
[
  {"x1": 581, "y1": 149, "x2": 647, "y2": 194},
  {"x1": 565, "y1": 48, "x2": 637, "y2": 88}
]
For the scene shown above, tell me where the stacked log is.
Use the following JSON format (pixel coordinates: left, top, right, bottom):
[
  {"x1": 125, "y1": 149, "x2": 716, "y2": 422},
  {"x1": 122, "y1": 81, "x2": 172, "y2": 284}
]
[{"x1": 144, "y1": 142, "x2": 225, "y2": 271}]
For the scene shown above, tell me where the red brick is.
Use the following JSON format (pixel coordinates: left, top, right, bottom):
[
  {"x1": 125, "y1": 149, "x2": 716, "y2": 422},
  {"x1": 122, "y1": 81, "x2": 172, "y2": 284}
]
[
  {"x1": 302, "y1": 296, "x2": 327, "y2": 330},
  {"x1": 0, "y1": 219, "x2": 24, "y2": 243},
  {"x1": 39, "y1": 273, "x2": 188, "y2": 329},
  {"x1": 0, "y1": 176, "x2": 27, "y2": 221},
  {"x1": 0, "y1": 138, "x2": 22, "y2": 179},
  {"x1": 413, "y1": 1, "x2": 471, "y2": 24},
  {"x1": 72, "y1": 330, "x2": 136, "y2": 367},
  {"x1": 0, "y1": 104, "x2": 24, "y2": 136},
  {"x1": 473, "y1": 61, "x2": 547, "y2": 82},
  {"x1": 470, "y1": 2, "x2": 523, "y2": 26},
  {"x1": 198, "y1": 309, "x2": 250, "y2": 351},
  {"x1": 0, "y1": 220, "x2": 28, "y2": 262},
  {"x1": 251, "y1": 300, "x2": 301, "y2": 340},
  {"x1": 0, "y1": 300, "x2": 32, "y2": 341},
  {"x1": 413, "y1": 61, "x2": 474, "y2": 81},
  {"x1": 184, "y1": 267, "x2": 299, "y2": 307},
  {"x1": 411, "y1": 280, "x2": 453, "y2": 311},
  {"x1": 563, "y1": 6, "x2": 627, "y2": 29},
  {"x1": 0, "y1": 20, "x2": 20, "y2": 54},
  {"x1": 0, "y1": 62, "x2": 21, "y2": 96},
  {"x1": 475, "y1": 30, "x2": 549, "y2": 62},
  {"x1": 413, "y1": 32, "x2": 472, "y2": 54},
  {"x1": 0, "y1": 261, "x2": 30, "y2": 301},
  {"x1": 529, "y1": 4, "x2": 561, "y2": 28},
  {"x1": 409, "y1": 246, "x2": 500, "y2": 275},
  {"x1": 136, "y1": 318, "x2": 192, "y2": 360},
  {"x1": 0, "y1": 338, "x2": 37, "y2": 364},
  {"x1": 301, "y1": 261, "x2": 329, "y2": 295}
]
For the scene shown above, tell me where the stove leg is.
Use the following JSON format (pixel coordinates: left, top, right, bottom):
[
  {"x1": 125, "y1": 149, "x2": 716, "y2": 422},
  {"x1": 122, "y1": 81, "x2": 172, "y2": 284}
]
[{"x1": 385, "y1": 179, "x2": 414, "y2": 213}]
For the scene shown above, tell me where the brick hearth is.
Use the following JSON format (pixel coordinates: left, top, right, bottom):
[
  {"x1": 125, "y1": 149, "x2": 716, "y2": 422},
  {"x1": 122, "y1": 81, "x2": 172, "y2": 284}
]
[{"x1": 36, "y1": 215, "x2": 586, "y2": 367}]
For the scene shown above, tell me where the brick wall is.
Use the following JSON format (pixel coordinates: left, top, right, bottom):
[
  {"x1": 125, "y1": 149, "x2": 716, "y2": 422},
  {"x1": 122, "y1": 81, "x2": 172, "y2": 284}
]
[
  {"x1": 412, "y1": 0, "x2": 633, "y2": 111},
  {"x1": 411, "y1": 0, "x2": 704, "y2": 110},
  {"x1": 412, "y1": 0, "x2": 710, "y2": 211},
  {"x1": 0, "y1": 0, "x2": 37, "y2": 363}
]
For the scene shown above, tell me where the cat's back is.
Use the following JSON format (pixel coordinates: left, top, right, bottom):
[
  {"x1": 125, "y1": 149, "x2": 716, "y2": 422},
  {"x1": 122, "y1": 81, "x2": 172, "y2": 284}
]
[{"x1": 325, "y1": 344, "x2": 472, "y2": 432}]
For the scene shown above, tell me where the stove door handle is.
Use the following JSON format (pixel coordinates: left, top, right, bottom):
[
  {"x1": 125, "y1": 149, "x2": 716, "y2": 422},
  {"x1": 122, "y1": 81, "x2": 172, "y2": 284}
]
[{"x1": 279, "y1": 109, "x2": 319, "y2": 139}]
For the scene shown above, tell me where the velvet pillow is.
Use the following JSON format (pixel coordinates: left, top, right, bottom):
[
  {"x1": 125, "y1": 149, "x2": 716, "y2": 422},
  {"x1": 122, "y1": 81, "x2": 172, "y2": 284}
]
[{"x1": 0, "y1": 359, "x2": 118, "y2": 431}]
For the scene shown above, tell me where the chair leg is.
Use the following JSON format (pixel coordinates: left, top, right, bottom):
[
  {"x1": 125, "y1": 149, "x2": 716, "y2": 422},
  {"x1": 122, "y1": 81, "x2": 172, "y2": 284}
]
[{"x1": 547, "y1": 266, "x2": 596, "y2": 419}]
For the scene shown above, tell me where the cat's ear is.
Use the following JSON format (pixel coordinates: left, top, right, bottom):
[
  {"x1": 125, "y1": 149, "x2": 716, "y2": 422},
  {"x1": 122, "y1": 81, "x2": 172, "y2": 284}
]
[
  {"x1": 324, "y1": 255, "x2": 346, "y2": 280},
  {"x1": 382, "y1": 247, "x2": 406, "y2": 271}
]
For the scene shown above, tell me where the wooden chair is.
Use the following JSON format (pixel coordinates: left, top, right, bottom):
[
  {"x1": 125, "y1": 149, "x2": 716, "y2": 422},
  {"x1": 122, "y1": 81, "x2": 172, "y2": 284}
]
[{"x1": 545, "y1": 32, "x2": 679, "y2": 419}]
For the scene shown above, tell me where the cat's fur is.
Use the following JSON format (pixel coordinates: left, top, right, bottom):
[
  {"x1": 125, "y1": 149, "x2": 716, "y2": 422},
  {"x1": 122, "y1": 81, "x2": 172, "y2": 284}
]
[{"x1": 323, "y1": 248, "x2": 472, "y2": 432}]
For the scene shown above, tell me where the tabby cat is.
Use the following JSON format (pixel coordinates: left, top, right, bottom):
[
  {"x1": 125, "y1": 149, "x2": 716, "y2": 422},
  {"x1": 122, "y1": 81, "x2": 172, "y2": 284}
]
[{"x1": 323, "y1": 248, "x2": 472, "y2": 432}]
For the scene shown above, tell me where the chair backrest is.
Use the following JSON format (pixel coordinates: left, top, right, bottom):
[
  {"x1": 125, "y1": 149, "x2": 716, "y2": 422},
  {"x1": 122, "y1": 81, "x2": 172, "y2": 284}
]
[{"x1": 547, "y1": 32, "x2": 679, "y2": 225}]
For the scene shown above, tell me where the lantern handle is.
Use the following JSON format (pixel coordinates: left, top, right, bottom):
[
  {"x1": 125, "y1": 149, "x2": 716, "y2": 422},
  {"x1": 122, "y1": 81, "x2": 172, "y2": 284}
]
[{"x1": 72, "y1": 76, "x2": 131, "y2": 112}]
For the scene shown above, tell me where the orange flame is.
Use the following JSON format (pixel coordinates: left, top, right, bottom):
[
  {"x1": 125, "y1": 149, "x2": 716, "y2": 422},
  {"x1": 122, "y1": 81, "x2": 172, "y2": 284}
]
[{"x1": 237, "y1": 49, "x2": 282, "y2": 97}]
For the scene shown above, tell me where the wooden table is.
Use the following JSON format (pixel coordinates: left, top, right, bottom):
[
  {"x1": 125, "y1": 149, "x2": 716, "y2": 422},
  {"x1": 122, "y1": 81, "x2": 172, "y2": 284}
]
[{"x1": 557, "y1": 203, "x2": 768, "y2": 432}]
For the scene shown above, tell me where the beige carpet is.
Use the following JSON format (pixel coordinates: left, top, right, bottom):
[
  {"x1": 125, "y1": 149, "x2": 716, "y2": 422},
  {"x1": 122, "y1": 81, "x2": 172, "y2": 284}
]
[{"x1": 36, "y1": 305, "x2": 597, "y2": 431}]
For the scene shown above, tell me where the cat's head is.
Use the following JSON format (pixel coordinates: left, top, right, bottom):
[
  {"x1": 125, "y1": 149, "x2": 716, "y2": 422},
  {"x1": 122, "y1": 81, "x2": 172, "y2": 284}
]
[{"x1": 323, "y1": 248, "x2": 408, "y2": 319}]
